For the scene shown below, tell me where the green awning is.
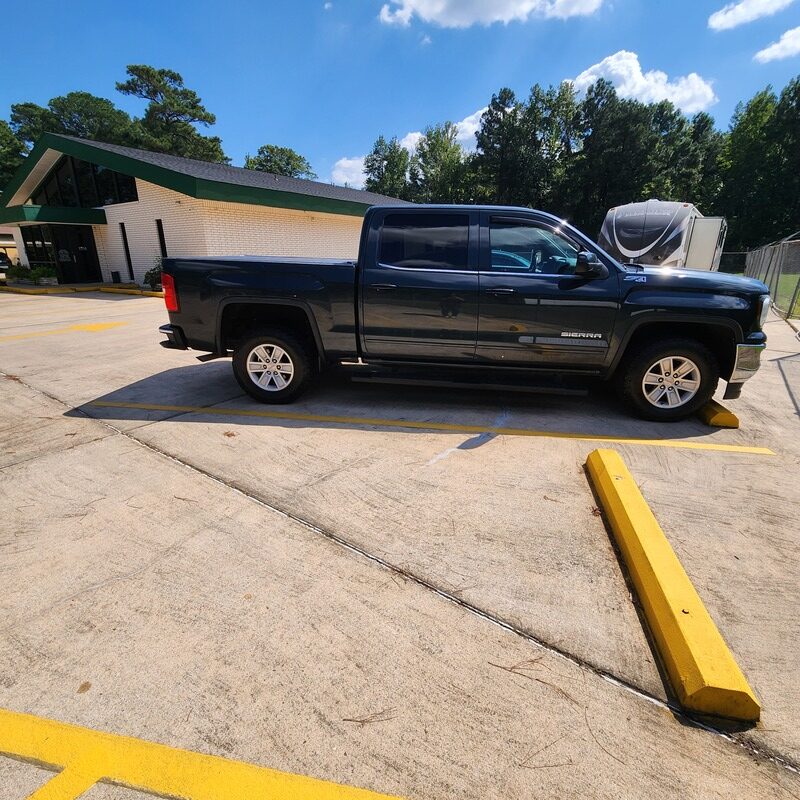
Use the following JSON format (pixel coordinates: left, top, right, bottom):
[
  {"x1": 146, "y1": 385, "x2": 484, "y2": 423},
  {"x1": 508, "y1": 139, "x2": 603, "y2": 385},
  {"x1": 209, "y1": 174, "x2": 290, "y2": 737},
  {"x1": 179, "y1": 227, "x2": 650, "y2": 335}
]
[{"x1": 0, "y1": 205, "x2": 107, "y2": 225}]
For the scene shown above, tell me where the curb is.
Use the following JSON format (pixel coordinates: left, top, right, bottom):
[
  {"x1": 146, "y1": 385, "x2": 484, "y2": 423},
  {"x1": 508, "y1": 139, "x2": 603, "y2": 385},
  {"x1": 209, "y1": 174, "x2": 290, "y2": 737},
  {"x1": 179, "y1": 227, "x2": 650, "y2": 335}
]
[
  {"x1": 585, "y1": 448, "x2": 760, "y2": 722},
  {"x1": 0, "y1": 283, "x2": 139, "y2": 295},
  {"x1": 100, "y1": 287, "x2": 164, "y2": 297},
  {"x1": 697, "y1": 400, "x2": 739, "y2": 429}
]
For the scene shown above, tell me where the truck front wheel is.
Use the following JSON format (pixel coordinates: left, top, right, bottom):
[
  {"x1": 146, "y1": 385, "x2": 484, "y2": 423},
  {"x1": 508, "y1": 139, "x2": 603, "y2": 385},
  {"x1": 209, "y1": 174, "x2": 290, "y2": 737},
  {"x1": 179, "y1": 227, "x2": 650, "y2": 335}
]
[
  {"x1": 232, "y1": 329, "x2": 314, "y2": 404},
  {"x1": 618, "y1": 338, "x2": 719, "y2": 421}
]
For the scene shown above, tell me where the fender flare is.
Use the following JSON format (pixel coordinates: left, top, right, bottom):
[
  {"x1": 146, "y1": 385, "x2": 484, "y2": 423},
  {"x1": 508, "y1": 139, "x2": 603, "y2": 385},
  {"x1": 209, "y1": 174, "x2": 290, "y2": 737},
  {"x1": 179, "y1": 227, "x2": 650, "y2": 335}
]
[
  {"x1": 608, "y1": 313, "x2": 742, "y2": 376},
  {"x1": 215, "y1": 297, "x2": 326, "y2": 359}
]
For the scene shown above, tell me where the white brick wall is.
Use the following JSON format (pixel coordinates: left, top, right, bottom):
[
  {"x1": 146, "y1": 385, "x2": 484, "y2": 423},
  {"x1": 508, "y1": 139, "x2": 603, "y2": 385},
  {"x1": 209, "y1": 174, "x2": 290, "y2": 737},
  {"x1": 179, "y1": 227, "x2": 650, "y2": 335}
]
[{"x1": 94, "y1": 179, "x2": 364, "y2": 283}]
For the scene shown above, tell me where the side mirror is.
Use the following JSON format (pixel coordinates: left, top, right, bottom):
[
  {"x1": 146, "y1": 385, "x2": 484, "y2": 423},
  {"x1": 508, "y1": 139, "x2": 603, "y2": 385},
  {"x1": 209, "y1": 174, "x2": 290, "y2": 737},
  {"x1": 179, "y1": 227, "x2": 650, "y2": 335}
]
[{"x1": 575, "y1": 251, "x2": 608, "y2": 279}]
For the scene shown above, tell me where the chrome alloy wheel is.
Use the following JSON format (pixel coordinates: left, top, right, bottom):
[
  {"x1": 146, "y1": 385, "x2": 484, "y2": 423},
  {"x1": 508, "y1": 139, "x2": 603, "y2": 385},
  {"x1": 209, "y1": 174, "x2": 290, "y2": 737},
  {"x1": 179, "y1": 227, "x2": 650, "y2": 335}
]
[
  {"x1": 641, "y1": 356, "x2": 701, "y2": 409},
  {"x1": 246, "y1": 344, "x2": 295, "y2": 391}
]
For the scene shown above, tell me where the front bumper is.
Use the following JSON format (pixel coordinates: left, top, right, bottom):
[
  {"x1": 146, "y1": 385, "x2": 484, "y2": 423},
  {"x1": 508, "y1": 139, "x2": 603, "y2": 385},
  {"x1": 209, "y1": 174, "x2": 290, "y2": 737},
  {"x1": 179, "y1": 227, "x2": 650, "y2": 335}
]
[
  {"x1": 723, "y1": 343, "x2": 766, "y2": 399},
  {"x1": 159, "y1": 323, "x2": 188, "y2": 350}
]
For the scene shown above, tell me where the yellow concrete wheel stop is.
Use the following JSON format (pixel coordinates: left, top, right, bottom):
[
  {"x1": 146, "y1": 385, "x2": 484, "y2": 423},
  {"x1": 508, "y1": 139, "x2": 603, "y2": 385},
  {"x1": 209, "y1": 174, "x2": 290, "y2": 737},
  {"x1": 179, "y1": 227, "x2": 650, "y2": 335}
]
[
  {"x1": 697, "y1": 400, "x2": 739, "y2": 428},
  {"x1": 585, "y1": 448, "x2": 760, "y2": 722}
]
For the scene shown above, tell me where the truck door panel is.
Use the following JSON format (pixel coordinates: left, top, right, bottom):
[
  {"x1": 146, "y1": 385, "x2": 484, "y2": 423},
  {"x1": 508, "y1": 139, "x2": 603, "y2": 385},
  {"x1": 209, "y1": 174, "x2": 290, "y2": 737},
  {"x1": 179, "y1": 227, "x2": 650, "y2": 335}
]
[
  {"x1": 477, "y1": 214, "x2": 620, "y2": 366},
  {"x1": 361, "y1": 211, "x2": 479, "y2": 360}
]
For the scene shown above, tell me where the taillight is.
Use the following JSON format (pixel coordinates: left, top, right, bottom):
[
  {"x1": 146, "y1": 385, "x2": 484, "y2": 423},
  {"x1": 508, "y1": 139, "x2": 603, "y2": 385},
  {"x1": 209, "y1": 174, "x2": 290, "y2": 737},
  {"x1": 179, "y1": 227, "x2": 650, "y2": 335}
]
[{"x1": 162, "y1": 271, "x2": 179, "y2": 313}]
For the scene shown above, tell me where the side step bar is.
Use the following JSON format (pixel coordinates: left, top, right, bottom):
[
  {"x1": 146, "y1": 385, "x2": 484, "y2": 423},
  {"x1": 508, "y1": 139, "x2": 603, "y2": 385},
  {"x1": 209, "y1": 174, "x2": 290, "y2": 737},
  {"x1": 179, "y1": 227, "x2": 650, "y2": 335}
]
[{"x1": 350, "y1": 375, "x2": 588, "y2": 396}]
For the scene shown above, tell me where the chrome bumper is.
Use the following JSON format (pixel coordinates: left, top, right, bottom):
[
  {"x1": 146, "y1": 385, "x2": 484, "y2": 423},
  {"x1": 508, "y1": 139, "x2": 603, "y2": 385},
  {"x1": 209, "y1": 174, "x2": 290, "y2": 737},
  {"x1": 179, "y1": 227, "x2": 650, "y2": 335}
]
[{"x1": 729, "y1": 343, "x2": 766, "y2": 384}]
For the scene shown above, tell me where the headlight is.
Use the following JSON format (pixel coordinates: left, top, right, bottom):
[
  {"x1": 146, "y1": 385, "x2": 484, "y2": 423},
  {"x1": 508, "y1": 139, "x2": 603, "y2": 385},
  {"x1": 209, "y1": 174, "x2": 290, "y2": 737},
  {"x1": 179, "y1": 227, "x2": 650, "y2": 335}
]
[{"x1": 759, "y1": 295, "x2": 771, "y2": 328}]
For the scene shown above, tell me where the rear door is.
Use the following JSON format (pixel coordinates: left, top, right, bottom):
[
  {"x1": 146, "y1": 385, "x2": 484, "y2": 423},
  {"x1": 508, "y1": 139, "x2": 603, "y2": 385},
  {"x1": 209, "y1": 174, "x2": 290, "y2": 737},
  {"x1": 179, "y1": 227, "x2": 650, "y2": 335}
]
[
  {"x1": 360, "y1": 209, "x2": 480, "y2": 360},
  {"x1": 477, "y1": 213, "x2": 620, "y2": 367}
]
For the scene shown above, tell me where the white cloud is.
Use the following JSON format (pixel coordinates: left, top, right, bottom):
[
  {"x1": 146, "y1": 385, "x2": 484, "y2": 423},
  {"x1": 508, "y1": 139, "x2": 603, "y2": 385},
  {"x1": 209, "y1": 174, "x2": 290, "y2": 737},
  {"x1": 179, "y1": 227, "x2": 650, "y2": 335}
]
[
  {"x1": 379, "y1": 0, "x2": 603, "y2": 28},
  {"x1": 399, "y1": 131, "x2": 423, "y2": 151},
  {"x1": 454, "y1": 107, "x2": 487, "y2": 149},
  {"x1": 754, "y1": 25, "x2": 800, "y2": 60},
  {"x1": 572, "y1": 50, "x2": 717, "y2": 113},
  {"x1": 323, "y1": 1, "x2": 333, "y2": 7},
  {"x1": 331, "y1": 156, "x2": 365, "y2": 188},
  {"x1": 708, "y1": 0, "x2": 794, "y2": 31}
]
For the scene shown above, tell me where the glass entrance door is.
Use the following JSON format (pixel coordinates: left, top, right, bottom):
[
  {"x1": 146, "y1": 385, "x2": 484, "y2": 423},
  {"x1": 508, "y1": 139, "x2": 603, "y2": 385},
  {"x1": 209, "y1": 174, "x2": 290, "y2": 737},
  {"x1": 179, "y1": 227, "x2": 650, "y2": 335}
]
[{"x1": 50, "y1": 226, "x2": 101, "y2": 284}]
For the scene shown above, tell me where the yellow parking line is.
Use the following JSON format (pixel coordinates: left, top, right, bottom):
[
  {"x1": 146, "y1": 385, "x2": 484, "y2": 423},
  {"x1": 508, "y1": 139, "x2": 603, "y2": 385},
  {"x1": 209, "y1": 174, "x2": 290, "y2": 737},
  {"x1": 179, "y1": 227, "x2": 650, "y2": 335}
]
[
  {"x1": 585, "y1": 449, "x2": 760, "y2": 721},
  {"x1": 0, "y1": 708, "x2": 402, "y2": 800},
  {"x1": 86, "y1": 400, "x2": 776, "y2": 455},
  {"x1": 0, "y1": 321, "x2": 128, "y2": 343}
]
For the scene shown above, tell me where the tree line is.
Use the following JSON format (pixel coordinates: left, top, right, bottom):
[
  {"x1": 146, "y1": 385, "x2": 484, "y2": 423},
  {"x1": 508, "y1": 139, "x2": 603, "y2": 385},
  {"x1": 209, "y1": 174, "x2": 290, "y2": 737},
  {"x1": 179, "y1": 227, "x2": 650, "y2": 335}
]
[
  {"x1": 1, "y1": 66, "x2": 798, "y2": 250},
  {"x1": 364, "y1": 76, "x2": 800, "y2": 250}
]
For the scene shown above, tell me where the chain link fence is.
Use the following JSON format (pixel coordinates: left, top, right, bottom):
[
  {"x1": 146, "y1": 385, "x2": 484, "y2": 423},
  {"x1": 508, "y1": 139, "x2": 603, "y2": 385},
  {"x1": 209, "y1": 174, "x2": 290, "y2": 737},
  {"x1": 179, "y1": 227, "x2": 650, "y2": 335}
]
[{"x1": 745, "y1": 233, "x2": 800, "y2": 319}]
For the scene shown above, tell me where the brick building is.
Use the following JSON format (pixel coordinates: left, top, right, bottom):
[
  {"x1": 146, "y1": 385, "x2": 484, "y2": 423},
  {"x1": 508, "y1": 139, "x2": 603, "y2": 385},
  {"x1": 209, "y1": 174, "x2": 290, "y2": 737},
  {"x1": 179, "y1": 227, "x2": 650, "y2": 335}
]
[{"x1": 0, "y1": 134, "x2": 402, "y2": 285}]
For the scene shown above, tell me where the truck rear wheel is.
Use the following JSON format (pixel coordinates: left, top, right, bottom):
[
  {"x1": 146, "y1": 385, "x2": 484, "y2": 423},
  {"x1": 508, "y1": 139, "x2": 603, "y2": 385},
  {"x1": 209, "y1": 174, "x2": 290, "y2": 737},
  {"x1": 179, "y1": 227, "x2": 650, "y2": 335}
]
[
  {"x1": 618, "y1": 338, "x2": 719, "y2": 422},
  {"x1": 232, "y1": 329, "x2": 314, "y2": 404}
]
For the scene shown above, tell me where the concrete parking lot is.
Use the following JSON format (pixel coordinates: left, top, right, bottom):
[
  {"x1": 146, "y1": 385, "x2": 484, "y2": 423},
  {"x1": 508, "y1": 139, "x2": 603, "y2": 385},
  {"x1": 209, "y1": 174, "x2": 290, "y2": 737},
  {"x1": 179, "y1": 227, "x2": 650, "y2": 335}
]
[{"x1": 1, "y1": 290, "x2": 799, "y2": 799}]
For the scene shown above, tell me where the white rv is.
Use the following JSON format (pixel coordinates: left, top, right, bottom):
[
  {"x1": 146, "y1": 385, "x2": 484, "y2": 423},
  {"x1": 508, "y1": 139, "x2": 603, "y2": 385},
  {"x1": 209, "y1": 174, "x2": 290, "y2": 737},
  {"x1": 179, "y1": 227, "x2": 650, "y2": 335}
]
[{"x1": 598, "y1": 200, "x2": 727, "y2": 270}]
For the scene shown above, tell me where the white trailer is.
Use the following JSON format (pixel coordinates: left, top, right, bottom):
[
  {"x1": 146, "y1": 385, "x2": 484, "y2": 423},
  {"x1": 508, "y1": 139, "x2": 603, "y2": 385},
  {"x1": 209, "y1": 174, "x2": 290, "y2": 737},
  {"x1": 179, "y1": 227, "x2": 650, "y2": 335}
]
[{"x1": 598, "y1": 199, "x2": 727, "y2": 270}]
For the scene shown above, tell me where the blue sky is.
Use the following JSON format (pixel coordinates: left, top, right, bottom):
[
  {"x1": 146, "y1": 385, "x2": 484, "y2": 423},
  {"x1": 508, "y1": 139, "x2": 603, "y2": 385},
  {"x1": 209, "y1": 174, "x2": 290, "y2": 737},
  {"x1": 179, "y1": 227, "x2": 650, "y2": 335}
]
[{"x1": 2, "y1": 0, "x2": 799, "y2": 186}]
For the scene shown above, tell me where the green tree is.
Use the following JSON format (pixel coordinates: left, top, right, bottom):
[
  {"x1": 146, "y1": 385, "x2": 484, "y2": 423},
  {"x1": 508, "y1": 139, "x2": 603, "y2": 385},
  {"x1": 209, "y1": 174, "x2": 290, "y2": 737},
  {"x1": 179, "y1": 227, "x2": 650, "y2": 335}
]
[
  {"x1": 570, "y1": 79, "x2": 660, "y2": 234},
  {"x1": 10, "y1": 92, "x2": 135, "y2": 149},
  {"x1": 718, "y1": 88, "x2": 779, "y2": 248},
  {"x1": 0, "y1": 121, "x2": 25, "y2": 191},
  {"x1": 535, "y1": 82, "x2": 581, "y2": 216},
  {"x1": 244, "y1": 144, "x2": 316, "y2": 178},
  {"x1": 412, "y1": 122, "x2": 469, "y2": 202},
  {"x1": 364, "y1": 136, "x2": 410, "y2": 198},
  {"x1": 116, "y1": 65, "x2": 228, "y2": 163},
  {"x1": 474, "y1": 88, "x2": 531, "y2": 204},
  {"x1": 768, "y1": 77, "x2": 800, "y2": 240}
]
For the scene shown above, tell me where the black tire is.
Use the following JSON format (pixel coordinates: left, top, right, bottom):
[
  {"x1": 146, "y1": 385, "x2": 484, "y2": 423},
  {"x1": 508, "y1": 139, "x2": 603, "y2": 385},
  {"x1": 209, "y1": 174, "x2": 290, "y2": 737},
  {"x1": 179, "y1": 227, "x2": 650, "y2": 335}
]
[
  {"x1": 232, "y1": 328, "x2": 314, "y2": 404},
  {"x1": 618, "y1": 337, "x2": 719, "y2": 422}
]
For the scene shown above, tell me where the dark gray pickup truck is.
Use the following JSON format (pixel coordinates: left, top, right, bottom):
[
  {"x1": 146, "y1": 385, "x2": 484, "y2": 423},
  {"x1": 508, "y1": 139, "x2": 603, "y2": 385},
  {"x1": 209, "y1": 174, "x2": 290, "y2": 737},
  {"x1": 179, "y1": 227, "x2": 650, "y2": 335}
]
[{"x1": 159, "y1": 205, "x2": 770, "y2": 421}]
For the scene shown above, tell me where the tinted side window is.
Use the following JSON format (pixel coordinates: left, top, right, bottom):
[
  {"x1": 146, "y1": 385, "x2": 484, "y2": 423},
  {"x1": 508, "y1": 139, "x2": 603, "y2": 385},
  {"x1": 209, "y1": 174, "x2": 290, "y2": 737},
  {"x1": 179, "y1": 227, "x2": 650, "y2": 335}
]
[
  {"x1": 489, "y1": 218, "x2": 579, "y2": 275},
  {"x1": 379, "y1": 213, "x2": 469, "y2": 270}
]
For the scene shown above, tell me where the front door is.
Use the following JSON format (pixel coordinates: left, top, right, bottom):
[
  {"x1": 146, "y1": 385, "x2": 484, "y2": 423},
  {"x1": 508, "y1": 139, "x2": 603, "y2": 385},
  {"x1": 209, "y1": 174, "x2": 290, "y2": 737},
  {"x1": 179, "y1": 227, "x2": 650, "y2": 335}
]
[
  {"x1": 360, "y1": 210, "x2": 480, "y2": 361},
  {"x1": 477, "y1": 214, "x2": 620, "y2": 367},
  {"x1": 52, "y1": 226, "x2": 101, "y2": 284}
]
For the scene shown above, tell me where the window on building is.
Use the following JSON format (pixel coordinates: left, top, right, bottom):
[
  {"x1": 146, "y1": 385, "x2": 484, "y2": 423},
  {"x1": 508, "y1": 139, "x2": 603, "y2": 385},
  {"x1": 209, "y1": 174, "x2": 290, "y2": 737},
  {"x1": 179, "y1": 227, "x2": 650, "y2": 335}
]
[
  {"x1": 21, "y1": 225, "x2": 56, "y2": 267},
  {"x1": 73, "y1": 159, "x2": 99, "y2": 208},
  {"x1": 378, "y1": 213, "x2": 469, "y2": 270},
  {"x1": 119, "y1": 223, "x2": 134, "y2": 281},
  {"x1": 55, "y1": 158, "x2": 78, "y2": 207},
  {"x1": 93, "y1": 164, "x2": 118, "y2": 206},
  {"x1": 29, "y1": 156, "x2": 138, "y2": 208},
  {"x1": 155, "y1": 219, "x2": 168, "y2": 259}
]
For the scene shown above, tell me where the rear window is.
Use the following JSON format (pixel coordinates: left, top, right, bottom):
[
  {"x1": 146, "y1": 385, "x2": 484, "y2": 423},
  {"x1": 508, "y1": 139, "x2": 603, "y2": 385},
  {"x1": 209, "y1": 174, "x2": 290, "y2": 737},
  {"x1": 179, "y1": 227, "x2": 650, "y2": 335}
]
[{"x1": 378, "y1": 213, "x2": 469, "y2": 270}]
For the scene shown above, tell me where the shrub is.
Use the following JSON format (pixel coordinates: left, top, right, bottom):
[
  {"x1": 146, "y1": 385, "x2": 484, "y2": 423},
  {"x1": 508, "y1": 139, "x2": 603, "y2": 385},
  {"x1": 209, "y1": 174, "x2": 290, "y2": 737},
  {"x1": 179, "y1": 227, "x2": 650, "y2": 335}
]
[{"x1": 143, "y1": 257, "x2": 162, "y2": 290}]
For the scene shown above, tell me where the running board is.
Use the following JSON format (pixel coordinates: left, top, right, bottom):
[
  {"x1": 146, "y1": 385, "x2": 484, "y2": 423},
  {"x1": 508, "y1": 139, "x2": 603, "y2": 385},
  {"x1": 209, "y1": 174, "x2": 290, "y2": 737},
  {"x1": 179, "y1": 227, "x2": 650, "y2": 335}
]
[{"x1": 350, "y1": 375, "x2": 588, "y2": 396}]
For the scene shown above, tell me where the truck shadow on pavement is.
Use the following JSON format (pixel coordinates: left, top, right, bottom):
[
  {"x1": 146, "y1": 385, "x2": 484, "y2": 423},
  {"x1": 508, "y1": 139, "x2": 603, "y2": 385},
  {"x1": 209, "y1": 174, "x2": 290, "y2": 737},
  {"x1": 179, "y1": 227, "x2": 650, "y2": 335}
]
[{"x1": 66, "y1": 362, "x2": 722, "y2": 442}]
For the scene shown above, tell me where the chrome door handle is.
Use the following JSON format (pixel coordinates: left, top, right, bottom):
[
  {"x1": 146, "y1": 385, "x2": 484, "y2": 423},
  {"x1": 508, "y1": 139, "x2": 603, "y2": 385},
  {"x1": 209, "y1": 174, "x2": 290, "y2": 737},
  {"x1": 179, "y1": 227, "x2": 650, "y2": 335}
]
[
  {"x1": 486, "y1": 287, "x2": 516, "y2": 295},
  {"x1": 370, "y1": 283, "x2": 397, "y2": 290}
]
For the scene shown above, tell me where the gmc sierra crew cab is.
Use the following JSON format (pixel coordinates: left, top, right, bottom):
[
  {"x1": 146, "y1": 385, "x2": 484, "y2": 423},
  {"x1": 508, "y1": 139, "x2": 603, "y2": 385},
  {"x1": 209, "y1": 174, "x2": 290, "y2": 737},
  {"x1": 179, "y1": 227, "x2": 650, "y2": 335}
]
[{"x1": 159, "y1": 205, "x2": 770, "y2": 422}]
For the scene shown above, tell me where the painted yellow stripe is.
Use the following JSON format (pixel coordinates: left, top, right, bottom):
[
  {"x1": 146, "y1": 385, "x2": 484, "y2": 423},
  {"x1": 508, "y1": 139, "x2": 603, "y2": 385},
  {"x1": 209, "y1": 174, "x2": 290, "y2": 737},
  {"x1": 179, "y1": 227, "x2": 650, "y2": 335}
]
[
  {"x1": 86, "y1": 400, "x2": 775, "y2": 455},
  {"x1": 0, "y1": 708, "x2": 402, "y2": 800},
  {"x1": 0, "y1": 321, "x2": 128, "y2": 343},
  {"x1": 697, "y1": 400, "x2": 739, "y2": 429},
  {"x1": 585, "y1": 449, "x2": 760, "y2": 721}
]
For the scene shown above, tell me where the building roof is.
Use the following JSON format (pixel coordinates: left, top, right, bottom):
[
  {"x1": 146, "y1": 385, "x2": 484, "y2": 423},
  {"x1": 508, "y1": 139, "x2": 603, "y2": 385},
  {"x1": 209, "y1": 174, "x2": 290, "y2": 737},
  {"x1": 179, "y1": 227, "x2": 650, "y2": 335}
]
[{"x1": 0, "y1": 133, "x2": 408, "y2": 220}]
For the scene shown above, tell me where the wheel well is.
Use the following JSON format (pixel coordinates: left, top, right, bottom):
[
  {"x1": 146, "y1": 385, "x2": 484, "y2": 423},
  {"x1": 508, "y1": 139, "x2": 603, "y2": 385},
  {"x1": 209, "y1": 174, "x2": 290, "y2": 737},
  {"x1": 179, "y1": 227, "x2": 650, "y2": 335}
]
[
  {"x1": 219, "y1": 303, "x2": 320, "y2": 358},
  {"x1": 616, "y1": 322, "x2": 736, "y2": 380}
]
